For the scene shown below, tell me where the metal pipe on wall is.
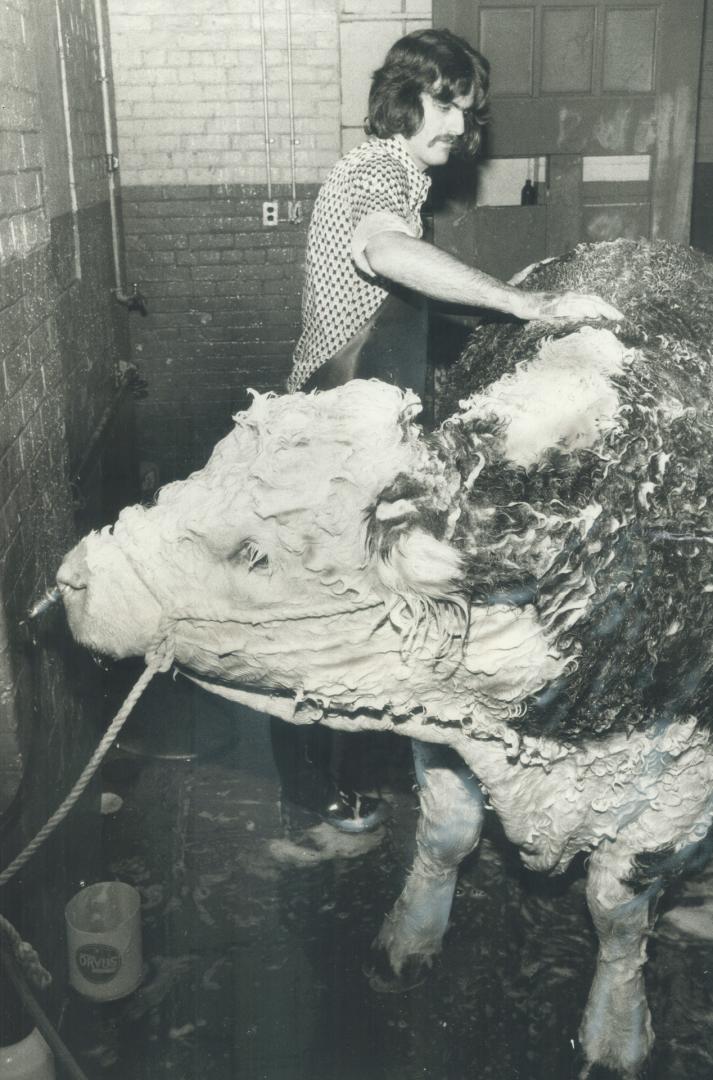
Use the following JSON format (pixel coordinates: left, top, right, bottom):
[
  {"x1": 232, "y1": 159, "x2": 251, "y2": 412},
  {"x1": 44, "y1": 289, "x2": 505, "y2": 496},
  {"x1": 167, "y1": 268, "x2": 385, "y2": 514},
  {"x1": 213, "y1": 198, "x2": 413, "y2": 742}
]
[
  {"x1": 55, "y1": 0, "x2": 82, "y2": 279},
  {"x1": 94, "y1": 0, "x2": 122, "y2": 294},
  {"x1": 93, "y1": 0, "x2": 120, "y2": 291},
  {"x1": 94, "y1": 0, "x2": 146, "y2": 312},
  {"x1": 285, "y1": 0, "x2": 298, "y2": 205},
  {"x1": 258, "y1": 0, "x2": 274, "y2": 200}
]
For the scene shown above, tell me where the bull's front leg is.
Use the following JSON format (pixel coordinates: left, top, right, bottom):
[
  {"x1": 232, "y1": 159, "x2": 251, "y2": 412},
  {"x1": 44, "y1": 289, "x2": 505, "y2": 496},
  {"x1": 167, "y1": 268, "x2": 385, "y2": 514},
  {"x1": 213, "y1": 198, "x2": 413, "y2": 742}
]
[
  {"x1": 579, "y1": 844, "x2": 659, "y2": 1078},
  {"x1": 368, "y1": 740, "x2": 484, "y2": 992}
]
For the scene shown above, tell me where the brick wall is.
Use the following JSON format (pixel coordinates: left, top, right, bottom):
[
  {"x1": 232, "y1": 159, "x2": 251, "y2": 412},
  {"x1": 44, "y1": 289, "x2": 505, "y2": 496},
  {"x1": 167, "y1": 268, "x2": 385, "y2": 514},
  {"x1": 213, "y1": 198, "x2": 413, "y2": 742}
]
[
  {"x1": 105, "y1": 0, "x2": 338, "y2": 484},
  {"x1": 122, "y1": 182, "x2": 318, "y2": 481},
  {"x1": 0, "y1": 0, "x2": 129, "y2": 1024},
  {"x1": 107, "y1": 0, "x2": 341, "y2": 187},
  {"x1": 106, "y1": 0, "x2": 432, "y2": 486}
]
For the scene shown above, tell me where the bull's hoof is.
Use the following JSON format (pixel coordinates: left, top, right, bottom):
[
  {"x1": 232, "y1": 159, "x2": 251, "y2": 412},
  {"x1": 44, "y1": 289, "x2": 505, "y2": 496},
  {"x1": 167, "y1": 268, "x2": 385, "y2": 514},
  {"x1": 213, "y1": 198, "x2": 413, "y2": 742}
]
[
  {"x1": 363, "y1": 946, "x2": 431, "y2": 994},
  {"x1": 281, "y1": 790, "x2": 388, "y2": 835},
  {"x1": 579, "y1": 1066, "x2": 649, "y2": 1080},
  {"x1": 576, "y1": 1044, "x2": 652, "y2": 1080},
  {"x1": 325, "y1": 791, "x2": 389, "y2": 833}
]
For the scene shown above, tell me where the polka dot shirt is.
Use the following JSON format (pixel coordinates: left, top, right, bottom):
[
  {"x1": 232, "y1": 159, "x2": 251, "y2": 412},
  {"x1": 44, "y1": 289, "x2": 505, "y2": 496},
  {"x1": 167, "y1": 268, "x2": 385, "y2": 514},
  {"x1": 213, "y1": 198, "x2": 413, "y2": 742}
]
[{"x1": 287, "y1": 136, "x2": 431, "y2": 392}]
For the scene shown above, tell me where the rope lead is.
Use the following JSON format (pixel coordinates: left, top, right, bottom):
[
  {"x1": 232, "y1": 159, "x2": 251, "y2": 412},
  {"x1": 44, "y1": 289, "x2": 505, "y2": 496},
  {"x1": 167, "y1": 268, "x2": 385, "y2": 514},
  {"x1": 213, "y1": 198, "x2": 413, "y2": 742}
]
[{"x1": 0, "y1": 637, "x2": 173, "y2": 994}]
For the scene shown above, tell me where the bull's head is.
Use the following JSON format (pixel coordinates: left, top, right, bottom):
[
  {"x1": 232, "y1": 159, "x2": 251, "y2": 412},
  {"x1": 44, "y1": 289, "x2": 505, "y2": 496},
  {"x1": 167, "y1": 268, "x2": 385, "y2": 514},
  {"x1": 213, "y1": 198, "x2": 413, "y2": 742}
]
[{"x1": 58, "y1": 381, "x2": 471, "y2": 711}]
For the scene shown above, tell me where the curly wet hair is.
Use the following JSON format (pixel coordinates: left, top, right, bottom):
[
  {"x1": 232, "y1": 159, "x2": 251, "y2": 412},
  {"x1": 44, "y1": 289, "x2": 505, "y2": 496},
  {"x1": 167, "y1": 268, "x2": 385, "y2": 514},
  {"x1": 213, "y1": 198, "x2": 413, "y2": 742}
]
[{"x1": 365, "y1": 29, "x2": 490, "y2": 158}]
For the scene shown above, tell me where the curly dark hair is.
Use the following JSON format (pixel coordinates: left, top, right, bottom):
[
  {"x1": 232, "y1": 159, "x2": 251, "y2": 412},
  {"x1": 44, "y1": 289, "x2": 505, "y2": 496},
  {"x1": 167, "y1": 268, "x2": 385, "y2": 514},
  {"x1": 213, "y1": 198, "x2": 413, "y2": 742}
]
[{"x1": 365, "y1": 29, "x2": 490, "y2": 158}]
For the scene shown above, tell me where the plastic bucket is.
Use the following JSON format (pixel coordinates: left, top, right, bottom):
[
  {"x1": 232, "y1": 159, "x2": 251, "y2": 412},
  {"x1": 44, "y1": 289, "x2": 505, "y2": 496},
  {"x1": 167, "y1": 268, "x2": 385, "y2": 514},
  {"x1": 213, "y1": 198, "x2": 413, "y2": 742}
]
[{"x1": 64, "y1": 882, "x2": 142, "y2": 1001}]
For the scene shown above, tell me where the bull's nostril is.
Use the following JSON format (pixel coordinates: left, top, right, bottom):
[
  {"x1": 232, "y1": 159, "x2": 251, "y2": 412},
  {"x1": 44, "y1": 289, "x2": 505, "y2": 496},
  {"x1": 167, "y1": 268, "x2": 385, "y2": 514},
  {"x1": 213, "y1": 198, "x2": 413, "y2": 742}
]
[{"x1": 56, "y1": 570, "x2": 87, "y2": 593}]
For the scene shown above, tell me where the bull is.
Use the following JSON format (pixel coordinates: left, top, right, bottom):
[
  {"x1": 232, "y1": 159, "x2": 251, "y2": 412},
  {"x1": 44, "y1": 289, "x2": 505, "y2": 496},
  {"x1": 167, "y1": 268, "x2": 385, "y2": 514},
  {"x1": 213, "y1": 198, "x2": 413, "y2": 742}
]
[{"x1": 57, "y1": 239, "x2": 713, "y2": 1078}]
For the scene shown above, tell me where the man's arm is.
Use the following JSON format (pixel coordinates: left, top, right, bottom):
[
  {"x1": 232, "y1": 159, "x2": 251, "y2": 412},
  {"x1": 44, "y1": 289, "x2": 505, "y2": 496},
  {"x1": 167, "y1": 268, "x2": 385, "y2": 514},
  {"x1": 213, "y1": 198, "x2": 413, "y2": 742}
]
[{"x1": 364, "y1": 231, "x2": 623, "y2": 322}]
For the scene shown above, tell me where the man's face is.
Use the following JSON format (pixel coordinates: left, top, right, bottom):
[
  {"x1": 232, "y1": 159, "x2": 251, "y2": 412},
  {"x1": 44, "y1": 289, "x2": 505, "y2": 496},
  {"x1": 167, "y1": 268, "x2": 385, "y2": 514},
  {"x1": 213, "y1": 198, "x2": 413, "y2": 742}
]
[{"x1": 402, "y1": 87, "x2": 476, "y2": 171}]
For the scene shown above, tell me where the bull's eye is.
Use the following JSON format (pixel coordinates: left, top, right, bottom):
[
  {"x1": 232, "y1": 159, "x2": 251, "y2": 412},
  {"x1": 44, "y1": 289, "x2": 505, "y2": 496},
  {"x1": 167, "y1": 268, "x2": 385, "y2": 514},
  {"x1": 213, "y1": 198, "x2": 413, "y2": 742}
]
[{"x1": 237, "y1": 540, "x2": 270, "y2": 572}]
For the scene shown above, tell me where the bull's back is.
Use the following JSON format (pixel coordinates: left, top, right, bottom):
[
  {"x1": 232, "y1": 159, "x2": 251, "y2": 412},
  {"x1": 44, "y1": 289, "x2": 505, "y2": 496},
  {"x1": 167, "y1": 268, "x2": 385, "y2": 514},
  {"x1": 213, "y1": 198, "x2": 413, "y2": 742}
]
[{"x1": 436, "y1": 240, "x2": 713, "y2": 740}]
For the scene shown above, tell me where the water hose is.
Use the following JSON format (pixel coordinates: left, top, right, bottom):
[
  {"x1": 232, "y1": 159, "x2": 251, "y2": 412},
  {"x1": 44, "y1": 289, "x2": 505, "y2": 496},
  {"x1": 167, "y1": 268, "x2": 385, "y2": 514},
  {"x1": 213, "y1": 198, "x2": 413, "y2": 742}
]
[{"x1": 0, "y1": 937, "x2": 90, "y2": 1080}]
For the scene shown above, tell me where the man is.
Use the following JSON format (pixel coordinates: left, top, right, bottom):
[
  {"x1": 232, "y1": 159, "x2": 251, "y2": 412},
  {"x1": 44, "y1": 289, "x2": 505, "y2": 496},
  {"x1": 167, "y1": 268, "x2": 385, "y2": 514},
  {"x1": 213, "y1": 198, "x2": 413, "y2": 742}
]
[
  {"x1": 288, "y1": 28, "x2": 622, "y2": 398},
  {"x1": 273, "y1": 28, "x2": 622, "y2": 835}
]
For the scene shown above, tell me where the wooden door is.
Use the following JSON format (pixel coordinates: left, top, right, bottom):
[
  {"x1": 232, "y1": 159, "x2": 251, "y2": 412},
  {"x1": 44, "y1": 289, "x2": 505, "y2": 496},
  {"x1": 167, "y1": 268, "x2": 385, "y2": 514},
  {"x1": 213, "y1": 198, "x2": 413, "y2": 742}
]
[{"x1": 432, "y1": 0, "x2": 705, "y2": 281}]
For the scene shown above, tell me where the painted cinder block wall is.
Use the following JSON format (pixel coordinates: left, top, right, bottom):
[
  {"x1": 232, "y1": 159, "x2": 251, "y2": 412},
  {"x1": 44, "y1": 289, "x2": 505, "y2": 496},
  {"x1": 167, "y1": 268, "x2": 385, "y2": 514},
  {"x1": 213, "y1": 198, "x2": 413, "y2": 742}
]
[
  {"x1": 0, "y1": 0, "x2": 129, "y2": 1021},
  {"x1": 107, "y1": 0, "x2": 431, "y2": 485}
]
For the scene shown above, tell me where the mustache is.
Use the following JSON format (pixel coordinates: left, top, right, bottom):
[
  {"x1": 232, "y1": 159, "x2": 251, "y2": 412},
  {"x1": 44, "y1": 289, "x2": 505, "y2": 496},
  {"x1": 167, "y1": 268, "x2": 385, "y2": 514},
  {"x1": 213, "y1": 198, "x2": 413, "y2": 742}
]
[{"x1": 428, "y1": 135, "x2": 459, "y2": 147}]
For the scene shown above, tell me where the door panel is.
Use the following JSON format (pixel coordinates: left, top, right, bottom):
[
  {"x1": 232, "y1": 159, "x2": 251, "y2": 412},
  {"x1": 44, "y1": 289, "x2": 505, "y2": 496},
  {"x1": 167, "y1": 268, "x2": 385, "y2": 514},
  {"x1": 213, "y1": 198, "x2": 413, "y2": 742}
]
[
  {"x1": 541, "y1": 7, "x2": 597, "y2": 94},
  {"x1": 432, "y1": 0, "x2": 705, "y2": 280}
]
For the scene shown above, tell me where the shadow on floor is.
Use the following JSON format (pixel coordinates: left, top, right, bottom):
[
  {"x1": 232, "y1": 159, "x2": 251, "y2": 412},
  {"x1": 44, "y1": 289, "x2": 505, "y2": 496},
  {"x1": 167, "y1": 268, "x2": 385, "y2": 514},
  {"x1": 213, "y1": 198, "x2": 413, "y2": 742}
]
[{"x1": 58, "y1": 670, "x2": 713, "y2": 1080}]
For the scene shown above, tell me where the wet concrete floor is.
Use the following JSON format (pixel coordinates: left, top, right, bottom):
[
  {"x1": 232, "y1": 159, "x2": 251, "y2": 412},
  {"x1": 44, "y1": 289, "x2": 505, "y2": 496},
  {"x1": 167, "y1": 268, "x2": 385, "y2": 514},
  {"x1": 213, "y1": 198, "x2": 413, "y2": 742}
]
[{"x1": 59, "y1": 668, "x2": 713, "y2": 1080}]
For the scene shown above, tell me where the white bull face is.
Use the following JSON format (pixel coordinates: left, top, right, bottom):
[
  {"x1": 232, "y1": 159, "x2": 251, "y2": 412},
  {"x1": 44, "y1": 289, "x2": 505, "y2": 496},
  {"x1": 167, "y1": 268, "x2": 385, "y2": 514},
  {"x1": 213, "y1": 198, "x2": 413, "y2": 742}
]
[{"x1": 58, "y1": 381, "x2": 465, "y2": 699}]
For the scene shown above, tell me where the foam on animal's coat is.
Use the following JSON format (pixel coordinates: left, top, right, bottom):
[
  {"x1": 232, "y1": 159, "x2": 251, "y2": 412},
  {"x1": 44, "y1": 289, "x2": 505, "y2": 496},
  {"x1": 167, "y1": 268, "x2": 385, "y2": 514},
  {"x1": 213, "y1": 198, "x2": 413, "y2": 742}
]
[
  {"x1": 433, "y1": 239, "x2": 713, "y2": 741},
  {"x1": 458, "y1": 326, "x2": 628, "y2": 468},
  {"x1": 59, "y1": 240, "x2": 713, "y2": 745}
]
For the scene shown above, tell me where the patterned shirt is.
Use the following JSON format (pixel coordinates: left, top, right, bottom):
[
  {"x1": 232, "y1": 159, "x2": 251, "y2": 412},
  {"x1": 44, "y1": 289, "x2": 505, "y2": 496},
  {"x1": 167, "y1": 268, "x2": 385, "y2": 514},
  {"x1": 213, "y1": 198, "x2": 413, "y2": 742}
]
[{"x1": 287, "y1": 135, "x2": 432, "y2": 392}]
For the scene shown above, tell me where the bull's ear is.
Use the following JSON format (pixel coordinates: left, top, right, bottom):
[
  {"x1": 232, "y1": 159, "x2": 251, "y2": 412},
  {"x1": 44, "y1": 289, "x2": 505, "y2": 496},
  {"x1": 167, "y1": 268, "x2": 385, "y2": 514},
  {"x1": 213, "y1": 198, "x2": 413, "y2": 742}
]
[
  {"x1": 371, "y1": 492, "x2": 469, "y2": 655},
  {"x1": 375, "y1": 525, "x2": 465, "y2": 606}
]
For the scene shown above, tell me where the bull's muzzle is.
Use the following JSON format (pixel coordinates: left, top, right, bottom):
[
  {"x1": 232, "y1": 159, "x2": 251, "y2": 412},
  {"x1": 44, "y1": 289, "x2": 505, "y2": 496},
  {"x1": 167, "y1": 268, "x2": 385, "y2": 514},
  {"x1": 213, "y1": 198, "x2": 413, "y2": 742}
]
[
  {"x1": 56, "y1": 545, "x2": 89, "y2": 593},
  {"x1": 55, "y1": 544, "x2": 92, "y2": 637}
]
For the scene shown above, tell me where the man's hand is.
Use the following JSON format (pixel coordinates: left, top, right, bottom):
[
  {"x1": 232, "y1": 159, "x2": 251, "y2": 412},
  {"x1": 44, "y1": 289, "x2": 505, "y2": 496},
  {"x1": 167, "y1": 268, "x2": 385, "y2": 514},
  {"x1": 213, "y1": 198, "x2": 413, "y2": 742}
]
[{"x1": 521, "y1": 289, "x2": 624, "y2": 323}]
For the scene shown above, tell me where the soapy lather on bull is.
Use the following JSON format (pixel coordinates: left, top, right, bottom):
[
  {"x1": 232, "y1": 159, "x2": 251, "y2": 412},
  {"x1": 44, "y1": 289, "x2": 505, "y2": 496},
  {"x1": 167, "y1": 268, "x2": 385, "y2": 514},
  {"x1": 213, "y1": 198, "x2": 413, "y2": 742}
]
[{"x1": 57, "y1": 238, "x2": 713, "y2": 1079}]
